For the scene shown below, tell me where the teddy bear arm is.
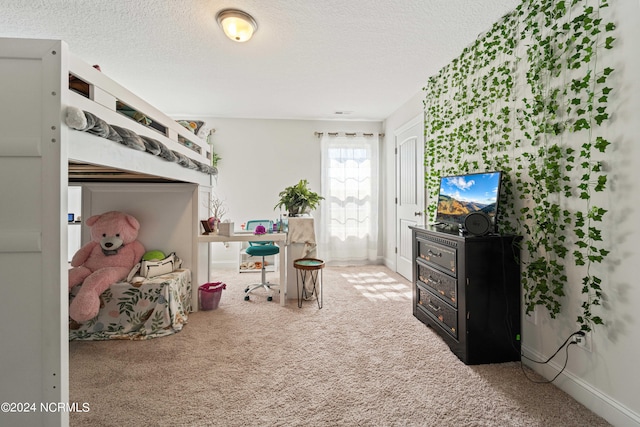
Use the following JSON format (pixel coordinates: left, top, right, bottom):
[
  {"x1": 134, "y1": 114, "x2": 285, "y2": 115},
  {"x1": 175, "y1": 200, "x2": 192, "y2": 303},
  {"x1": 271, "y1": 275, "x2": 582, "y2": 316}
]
[{"x1": 70, "y1": 241, "x2": 98, "y2": 267}]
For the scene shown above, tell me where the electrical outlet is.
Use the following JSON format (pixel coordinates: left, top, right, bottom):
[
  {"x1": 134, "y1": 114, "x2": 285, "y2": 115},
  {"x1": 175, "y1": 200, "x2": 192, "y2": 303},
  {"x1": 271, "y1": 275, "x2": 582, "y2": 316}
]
[{"x1": 575, "y1": 330, "x2": 592, "y2": 352}]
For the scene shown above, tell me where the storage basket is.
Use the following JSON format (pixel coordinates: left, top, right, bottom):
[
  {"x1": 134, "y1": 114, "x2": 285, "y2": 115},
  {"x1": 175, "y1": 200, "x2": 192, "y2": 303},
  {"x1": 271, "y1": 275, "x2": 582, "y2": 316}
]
[{"x1": 199, "y1": 282, "x2": 226, "y2": 310}]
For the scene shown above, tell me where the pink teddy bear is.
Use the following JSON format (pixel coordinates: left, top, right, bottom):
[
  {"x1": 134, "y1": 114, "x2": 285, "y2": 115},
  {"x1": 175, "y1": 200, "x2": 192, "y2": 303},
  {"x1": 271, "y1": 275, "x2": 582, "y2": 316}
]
[{"x1": 68, "y1": 211, "x2": 145, "y2": 322}]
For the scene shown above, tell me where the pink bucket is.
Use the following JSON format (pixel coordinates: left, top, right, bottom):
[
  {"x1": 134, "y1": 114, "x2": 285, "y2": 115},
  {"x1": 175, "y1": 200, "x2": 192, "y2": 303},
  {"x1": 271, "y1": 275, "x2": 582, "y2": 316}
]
[{"x1": 199, "y1": 282, "x2": 226, "y2": 310}]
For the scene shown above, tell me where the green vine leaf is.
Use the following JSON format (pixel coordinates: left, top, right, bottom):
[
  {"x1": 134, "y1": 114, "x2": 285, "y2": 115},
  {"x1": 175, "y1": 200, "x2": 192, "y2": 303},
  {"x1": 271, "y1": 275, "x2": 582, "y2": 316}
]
[{"x1": 604, "y1": 36, "x2": 615, "y2": 49}]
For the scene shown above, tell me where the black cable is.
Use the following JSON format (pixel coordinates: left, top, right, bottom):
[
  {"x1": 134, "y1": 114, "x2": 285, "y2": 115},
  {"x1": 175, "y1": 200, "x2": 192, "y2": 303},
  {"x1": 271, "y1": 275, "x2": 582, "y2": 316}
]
[
  {"x1": 517, "y1": 330, "x2": 585, "y2": 384},
  {"x1": 499, "y1": 236, "x2": 516, "y2": 356},
  {"x1": 521, "y1": 330, "x2": 584, "y2": 364},
  {"x1": 520, "y1": 341, "x2": 578, "y2": 384},
  {"x1": 496, "y1": 236, "x2": 587, "y2": 383}
]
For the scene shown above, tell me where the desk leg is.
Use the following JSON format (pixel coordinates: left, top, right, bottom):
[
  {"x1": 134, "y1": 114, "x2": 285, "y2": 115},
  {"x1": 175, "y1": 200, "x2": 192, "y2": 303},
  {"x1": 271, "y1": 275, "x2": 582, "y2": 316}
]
[
  {"x1": 192, "y1": 241, "x2": 211, "y2": 313},
  {"x1": 278, "y1": 241, "x2": 286, "y2": 306}
]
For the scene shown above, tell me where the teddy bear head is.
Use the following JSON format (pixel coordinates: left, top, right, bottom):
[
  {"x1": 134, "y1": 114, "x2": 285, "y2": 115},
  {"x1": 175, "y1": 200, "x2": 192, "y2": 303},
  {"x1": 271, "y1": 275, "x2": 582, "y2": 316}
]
[{"x1": 85, "y1": 211, "x2": 140, "y2": 255}]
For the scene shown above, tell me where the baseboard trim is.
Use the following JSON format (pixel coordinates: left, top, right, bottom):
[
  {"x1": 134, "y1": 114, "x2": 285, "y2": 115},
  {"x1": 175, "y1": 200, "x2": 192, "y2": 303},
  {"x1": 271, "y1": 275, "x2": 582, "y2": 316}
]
[
  {"x1": 522, "y1": 344, "x2": 640, "y2": 427},
  {"x1": 383, "y1": 256, "x2": 396, "y2": 271},
  {"x1": 210, "y1": 261, "x2": 238, "y2": 270}
]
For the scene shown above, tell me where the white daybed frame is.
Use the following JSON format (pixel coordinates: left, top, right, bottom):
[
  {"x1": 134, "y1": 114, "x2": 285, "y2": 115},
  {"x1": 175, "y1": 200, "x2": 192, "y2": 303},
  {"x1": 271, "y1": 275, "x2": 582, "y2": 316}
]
[{"x1": 0, "y1": 38, "x2": 212, "y2": 426}]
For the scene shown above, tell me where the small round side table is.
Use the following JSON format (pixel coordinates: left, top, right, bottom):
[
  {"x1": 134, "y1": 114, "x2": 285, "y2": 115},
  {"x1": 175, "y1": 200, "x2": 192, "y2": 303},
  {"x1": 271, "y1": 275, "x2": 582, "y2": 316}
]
[{"x1": 293, "y1": 258, "x2": 325, "y2": 309}]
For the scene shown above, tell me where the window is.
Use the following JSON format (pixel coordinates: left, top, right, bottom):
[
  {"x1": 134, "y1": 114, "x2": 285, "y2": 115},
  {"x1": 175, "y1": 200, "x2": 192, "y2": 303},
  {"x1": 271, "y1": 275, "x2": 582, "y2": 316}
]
[{"x1": 320, "y1": 134, "x2": 380, "y2": 264}]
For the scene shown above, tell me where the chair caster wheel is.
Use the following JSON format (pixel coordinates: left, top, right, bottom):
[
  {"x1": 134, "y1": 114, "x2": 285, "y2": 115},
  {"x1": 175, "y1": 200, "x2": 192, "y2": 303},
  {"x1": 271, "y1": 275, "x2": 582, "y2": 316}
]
[
  {"x1": 244, "y1": 295, "x2": 250, "y2": 301},
  {"x1": 267, "y1": 296, "x2": 273, "y2": 301},
  {"x1": 244, "y1": 287, "x2": 249, "y2": 293}
]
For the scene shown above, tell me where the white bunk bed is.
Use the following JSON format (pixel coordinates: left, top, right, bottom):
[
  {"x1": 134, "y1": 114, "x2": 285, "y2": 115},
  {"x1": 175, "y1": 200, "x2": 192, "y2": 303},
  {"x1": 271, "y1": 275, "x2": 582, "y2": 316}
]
[
  {"x1": 0, "y1": 38, "x2": 212, "y2": 426},
  {"x1": 65, "y1": 55, "x2": 216, "y2": 184}
]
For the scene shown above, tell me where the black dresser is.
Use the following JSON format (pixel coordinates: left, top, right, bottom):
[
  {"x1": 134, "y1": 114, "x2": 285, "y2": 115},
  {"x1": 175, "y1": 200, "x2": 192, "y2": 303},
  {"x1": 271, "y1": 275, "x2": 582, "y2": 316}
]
[{"x1": 411, "y1": 226, "x2": 522, "y2": 365}]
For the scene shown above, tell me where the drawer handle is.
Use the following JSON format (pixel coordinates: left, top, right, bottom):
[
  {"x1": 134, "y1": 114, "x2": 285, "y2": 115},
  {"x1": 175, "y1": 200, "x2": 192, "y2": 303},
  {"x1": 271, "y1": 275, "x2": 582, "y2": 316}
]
[
  {"x1": 428, "y1": 302, "x2": 441, "y2": 312},
  {"x1": 427, "y1": 250, "x2": 442, "y2": 258},
  {"x1": 426, "y1": 275, "x2": 441, "y2": 285}
]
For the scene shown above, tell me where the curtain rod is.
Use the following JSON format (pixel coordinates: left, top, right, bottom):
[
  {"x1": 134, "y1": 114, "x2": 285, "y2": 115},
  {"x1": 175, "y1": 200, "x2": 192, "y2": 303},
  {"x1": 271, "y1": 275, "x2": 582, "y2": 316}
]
[{"x1": 314, "y1": 132, "x2": 385, "y2": 138}]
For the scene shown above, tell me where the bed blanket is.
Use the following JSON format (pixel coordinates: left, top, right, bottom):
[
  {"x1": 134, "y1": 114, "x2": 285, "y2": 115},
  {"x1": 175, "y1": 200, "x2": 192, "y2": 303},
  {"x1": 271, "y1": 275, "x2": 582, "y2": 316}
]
[
  {"x1": 65, "y1": 106, "x2": 217, "y2": 175},
  {"x1": 69, "y1": 269, "x2": 192, "y2": 340}
]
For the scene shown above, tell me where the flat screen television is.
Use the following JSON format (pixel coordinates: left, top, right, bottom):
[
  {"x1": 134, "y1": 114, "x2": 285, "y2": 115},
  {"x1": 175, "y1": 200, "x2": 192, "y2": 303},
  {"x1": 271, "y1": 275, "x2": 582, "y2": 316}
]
[{"x1": 434, "y1": 171, "x2": 502, "y2": 232}]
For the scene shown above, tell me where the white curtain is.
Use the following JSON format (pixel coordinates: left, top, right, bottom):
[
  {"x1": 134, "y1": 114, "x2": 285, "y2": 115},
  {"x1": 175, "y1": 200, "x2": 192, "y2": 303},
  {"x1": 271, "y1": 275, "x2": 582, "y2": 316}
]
[{"x1": 319, "y1": 133, "x2": 380, "y2": 264}]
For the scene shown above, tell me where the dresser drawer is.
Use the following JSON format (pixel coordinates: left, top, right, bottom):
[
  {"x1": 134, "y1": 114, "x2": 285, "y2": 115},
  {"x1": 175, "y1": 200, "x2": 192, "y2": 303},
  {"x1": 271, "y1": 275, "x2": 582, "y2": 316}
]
[
  {"x1": 416, "y1": 284, "x2": 458, "y2": 339},
  {"x1": 417, "y1": 237, "x2": 457, "y2": 276},
  {"x1": 417, "y1": 261, "x2": 457, "y2": 307}
]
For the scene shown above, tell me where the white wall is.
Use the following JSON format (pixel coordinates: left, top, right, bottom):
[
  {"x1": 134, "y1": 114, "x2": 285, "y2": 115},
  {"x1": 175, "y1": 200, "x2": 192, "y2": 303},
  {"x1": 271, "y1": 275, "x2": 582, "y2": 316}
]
[{"x1": 200, "y1": 117, "x2": 382, "y2": 268}]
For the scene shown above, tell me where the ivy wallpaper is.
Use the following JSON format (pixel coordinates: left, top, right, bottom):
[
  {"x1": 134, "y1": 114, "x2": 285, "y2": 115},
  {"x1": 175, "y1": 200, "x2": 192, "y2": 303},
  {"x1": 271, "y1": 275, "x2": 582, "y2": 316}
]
[{"x1": 422, "y1": 0, "x2": 615, "y2": 331}]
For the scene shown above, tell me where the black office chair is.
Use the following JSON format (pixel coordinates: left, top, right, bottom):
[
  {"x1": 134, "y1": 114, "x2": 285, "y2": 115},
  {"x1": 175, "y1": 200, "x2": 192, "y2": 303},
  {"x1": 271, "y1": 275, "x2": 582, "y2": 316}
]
[{"x1": 244, "y1": 220, "x2": 280, "y2": 301}]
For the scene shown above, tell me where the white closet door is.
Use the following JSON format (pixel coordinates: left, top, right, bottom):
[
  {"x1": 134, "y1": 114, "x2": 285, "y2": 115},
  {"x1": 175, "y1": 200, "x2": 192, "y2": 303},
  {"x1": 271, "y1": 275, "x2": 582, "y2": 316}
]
[{"x1": 395, "y1": 114, "x2": 424, "y2": 280}]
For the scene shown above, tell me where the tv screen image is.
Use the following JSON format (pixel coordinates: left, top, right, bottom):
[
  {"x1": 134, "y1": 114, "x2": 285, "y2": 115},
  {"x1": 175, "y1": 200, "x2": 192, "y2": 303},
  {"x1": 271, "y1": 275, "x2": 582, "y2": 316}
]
[{"x1": 435, "y1": 171, "x2": 502, "y2": 230}]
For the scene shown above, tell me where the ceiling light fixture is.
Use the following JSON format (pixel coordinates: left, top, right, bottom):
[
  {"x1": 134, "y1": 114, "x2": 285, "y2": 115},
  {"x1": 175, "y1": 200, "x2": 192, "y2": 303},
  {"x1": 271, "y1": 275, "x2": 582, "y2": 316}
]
[{"x1": 216, "y1": 9, "x2": 258, "y2": 42}]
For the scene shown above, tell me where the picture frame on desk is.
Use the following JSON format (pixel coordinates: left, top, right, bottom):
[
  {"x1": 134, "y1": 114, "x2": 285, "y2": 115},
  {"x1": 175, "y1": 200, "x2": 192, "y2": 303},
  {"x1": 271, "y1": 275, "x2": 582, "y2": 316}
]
[{"x1": 201, "y1": 220, "x2": 214, "y2": 235}]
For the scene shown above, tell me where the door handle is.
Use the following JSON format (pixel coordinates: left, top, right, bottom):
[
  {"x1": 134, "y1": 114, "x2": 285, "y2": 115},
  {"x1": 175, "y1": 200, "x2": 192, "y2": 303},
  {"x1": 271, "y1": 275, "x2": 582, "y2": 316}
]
[{"x1": 414, "y1": 211, "x2": 423, "y2": 216}]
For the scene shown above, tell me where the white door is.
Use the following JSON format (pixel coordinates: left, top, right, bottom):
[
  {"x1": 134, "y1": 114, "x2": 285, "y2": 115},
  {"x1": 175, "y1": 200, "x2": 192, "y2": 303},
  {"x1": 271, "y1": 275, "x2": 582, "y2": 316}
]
[{"x1": 395, "y1": 114, "x2": 425, "y2": 280}]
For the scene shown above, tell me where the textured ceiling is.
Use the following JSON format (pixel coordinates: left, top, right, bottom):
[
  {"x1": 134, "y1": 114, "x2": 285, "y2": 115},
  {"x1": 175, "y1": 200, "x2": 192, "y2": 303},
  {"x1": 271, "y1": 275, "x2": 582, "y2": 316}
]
[{"x1": 0, "y1": 0, "x2": 521, "y2": 120}]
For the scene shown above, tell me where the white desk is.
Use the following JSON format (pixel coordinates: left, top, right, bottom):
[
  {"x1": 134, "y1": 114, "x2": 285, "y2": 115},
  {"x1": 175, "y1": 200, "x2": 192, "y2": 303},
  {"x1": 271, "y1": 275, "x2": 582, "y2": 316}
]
[{"x1": 199, "y1": 232, "x2": 287, "y2": 306}]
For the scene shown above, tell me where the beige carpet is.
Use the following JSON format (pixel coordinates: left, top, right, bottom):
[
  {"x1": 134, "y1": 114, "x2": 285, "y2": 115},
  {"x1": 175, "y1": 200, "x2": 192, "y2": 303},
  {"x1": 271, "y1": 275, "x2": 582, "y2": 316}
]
[{"x1": 69, "y1": 265, "x2": 610, "y2": 426}]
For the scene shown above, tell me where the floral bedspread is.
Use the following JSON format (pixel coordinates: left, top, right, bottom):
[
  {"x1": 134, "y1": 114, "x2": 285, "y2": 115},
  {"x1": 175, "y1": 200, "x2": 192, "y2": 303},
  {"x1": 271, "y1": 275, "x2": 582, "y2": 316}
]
[{"x1": 69, "y1": 269, "x2": 192, "y2": 341}]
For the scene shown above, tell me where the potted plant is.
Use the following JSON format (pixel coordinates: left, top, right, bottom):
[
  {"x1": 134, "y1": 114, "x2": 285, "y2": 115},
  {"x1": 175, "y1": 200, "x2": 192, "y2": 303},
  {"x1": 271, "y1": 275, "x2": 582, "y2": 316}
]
[{"x1": 274, "y1": 179, "x2": 324, "y2": 216}]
